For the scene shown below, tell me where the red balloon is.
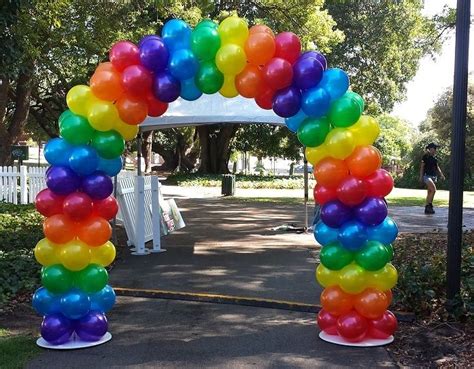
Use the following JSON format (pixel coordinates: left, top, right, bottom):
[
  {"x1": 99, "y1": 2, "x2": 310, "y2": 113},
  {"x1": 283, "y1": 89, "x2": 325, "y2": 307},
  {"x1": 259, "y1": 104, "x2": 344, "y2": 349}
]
[
  {"x1": 146, "y1": 93, "x2": 168, "y2": 117},
  {"x1": 262, "y1": 57, "x2": 293, "y2": 90},
  {"x1": 255, "y1": 86, "x2": 274, "y2": 110},
  {"x1": 63, "y1": 192, "x2": 93, "y2": 221},
  {"x1": 336, "y1": 176, "x2": 368, "y2": 206},
  {"x1": 122, "y1": 65, "x2": 152, "y2": 98},
  {"x1": 366, "y1": 169, "x2": 394, "y2": 198},
  {"x1": 93, "y1": 196, "x2": 119, "y2": 221},
  {"x1": 336, "y1": 311, "x2": 369, "y2": 342},
  {"x1": 35, "y1": 189, "x2": 64, "y2": 217},
  {"x1": 317, "y1": 309, "x2": 338, "y2": 335},
  {"x1": 109, "y1": 41, "x2": 140, "y2": 72},
  {"x1": 367, "y1": 310, "x2": 398, "y2": 339},
  {"x1": 275, "y1": 32, "x2": 301, "y2": 64},
  {"x1": 314, "y1": 184, "x2": 337, "y2": 205}
]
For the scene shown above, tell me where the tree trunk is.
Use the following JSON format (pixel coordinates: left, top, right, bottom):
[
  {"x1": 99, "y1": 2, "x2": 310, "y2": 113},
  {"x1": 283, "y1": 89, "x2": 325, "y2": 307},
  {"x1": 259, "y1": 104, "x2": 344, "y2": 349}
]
[
  {"x1": 197, "y1": 124, "x2": 238, "y2": 174},
  {"x1": 141, "y1": 130, "x2": 153, "y2": 173}
]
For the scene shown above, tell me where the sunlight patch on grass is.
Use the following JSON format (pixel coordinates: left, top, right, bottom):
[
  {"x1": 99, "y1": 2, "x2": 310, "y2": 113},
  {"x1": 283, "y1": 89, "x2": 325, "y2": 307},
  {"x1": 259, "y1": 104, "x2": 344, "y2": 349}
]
[{"x1": 0, "y1": 334, "x2": 40, "y2": 369}]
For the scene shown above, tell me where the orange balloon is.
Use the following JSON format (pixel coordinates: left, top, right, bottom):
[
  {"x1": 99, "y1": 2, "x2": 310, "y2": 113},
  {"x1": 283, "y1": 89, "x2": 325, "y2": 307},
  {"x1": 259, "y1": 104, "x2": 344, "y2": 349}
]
[
  {"x1": 346, "y1": 145, "x2": 382, "y2": 179},
  {"x1": 245, "y1": 32, "x2": 276, "y2": 66},
  {"x1": 77, "y1": 216, "x2": 112, "y2": 246},
  {"x1": 43, "y1": 214, "x2": 76, "y2": 244},
  {"x1": 90, "y1": 69, "x2": 124, "y2": 101},
  {"x1": 116, "y1": 94, "x2": 148, "y2": 125},
  {"x1": 321, "y1": 286, "x2": 354, "y2": 316},
  {"x1": 249, "y1": 25, "x2": 275, "y2": 37},
  {"x1": 235, "y1": 65, "x2": 265, "y2": 98},
  {"x1": 313, "y1": 157, "x2": 349, "y2": 188},
  {"x1": 384, "y1": 290, "x2": 393, "y2": 305},
  {"x1": 354, "y1": 288, "x2": 390, "y2": 319},
  {"x1": 96, "y1": 62, "x2": 116, "y2": 73}
]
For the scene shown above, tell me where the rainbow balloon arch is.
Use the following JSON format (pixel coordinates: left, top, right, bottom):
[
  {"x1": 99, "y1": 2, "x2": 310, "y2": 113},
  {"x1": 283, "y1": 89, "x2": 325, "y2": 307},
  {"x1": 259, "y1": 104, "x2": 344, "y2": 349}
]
[{"x1": 32, "y1": 15, "x2": 398, "y2": 349}]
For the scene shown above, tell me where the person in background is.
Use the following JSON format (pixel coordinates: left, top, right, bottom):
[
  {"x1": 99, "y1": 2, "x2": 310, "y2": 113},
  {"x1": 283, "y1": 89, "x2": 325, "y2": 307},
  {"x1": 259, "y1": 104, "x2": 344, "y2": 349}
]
[{"x1": 420, "y1": 142, "x2": 445, "y2": 214}]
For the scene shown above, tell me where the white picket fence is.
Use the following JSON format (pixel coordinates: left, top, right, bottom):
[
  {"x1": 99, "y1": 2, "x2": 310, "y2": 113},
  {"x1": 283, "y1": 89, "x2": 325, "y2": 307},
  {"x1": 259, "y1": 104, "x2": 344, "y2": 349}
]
[{"x1": 0, "y1": 166, "x2": 47, "y2": 204}]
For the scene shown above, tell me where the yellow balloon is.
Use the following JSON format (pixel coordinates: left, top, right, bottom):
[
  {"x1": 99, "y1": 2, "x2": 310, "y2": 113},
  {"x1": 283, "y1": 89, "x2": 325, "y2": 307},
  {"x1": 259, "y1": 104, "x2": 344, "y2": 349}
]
[
  {"x1": 324, "y1": 127, "x2": 355, "y2": 160},
  {"x1": 90, "y1": 241, "x2": 116, "y2": 267},
  {"x1": 305, "y1": 145, "x2": 328, "y2": 166},
  {"x1": 114, "y1": 119, "x2": 139, "y2": 141},
  {"x1": 219, "y1": 75, "x2": 239, "y2": 98},
  {"x1": 87, "y1": 99, "x2": 119, "y2": 132},
  {"x1": 58, "y1": 240, "x2": 91, "y2": 271},
  {"x1": 316, "y1": 264, "x2": 339, "y2": 288},
  {"x1": 218, "y1": 16, "x2": 249, "y2": 46},
  {"x1": 339, "y1": 263, "x2": 367, "y2": 294},
  {"x1": 368, "y1": 263, "x2": 398, "y2": 291},
  {"x1": 350, "y1": 115, "x2": 380, "y2": 146},
  {"x1": 34, "y1": 238, "x2": 59, "y2": 266},
  {"x1": 215, "y1": 44, "x2": 247, "y2": 75},
  {"x1": 66, "y1": 85, "x2": 93, "y2": 117}
]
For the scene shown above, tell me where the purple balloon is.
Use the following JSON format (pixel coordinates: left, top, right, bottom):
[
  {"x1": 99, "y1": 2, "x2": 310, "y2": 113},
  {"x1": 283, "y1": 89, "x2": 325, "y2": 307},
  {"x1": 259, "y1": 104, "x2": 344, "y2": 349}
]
[
  {"x1": 139, "y1": 37, "x2": 169, "y2": 72},
  {"x1": 301, "y1": 51, "x2": 327, "y2": 70},
  {"x1": 138, "y1": 34, "x2": 160, "y2": 48},
  {"x1": 75, "y1": 311, "x2": 108, "y2": 342},
  {"x1": 354, "y1": 197, "x2": 388, "y2": 226},
  {"x1": 82, "y1": 172, "x2": 113, "y2": 200},
  {"x1": 41, "y1": 313, "x2": 74, "y2": 345},
  {"x1": 293, "y1": 56, "x2": 323, "y2": 89},
  {"x1": 46, "y1": 166, "x2": 80, "y2": 195},
  {"x1": 321, "y1": 200, "x2": 352, "y2": 228},
  {"x1": 153, "y1": 71, "x2": 181, "y2": 103},
  {"x1": 272, "y1": 87, "x2": 301, "y2": 118}
]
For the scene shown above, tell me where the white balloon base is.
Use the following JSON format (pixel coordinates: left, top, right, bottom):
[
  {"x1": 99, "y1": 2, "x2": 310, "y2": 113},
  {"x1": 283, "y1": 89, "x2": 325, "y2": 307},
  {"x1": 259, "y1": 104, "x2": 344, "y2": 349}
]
[
  {"x1": 319, "y1": 331, "x2": 394, "y2": 347},
  {"x1": 36, "y1": 332, "x2": 112, "y2": 350}
]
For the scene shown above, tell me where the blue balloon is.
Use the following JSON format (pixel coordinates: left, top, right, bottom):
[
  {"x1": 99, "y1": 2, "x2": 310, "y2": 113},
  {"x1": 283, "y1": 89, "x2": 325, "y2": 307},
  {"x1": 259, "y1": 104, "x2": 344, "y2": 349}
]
[
  {"x1": 44, "y1": 138, "x2": 73, "y2": 167},
  {"x1": 90, "y1": 285, "x2": 116, "y2": 313},
  {"x1": 285, "y1": 109, "x2": 307, "y2": 132},
  {"x1": 68, "y1": 145, "x2": 99, "y2": 176},
  {"x1": 180, "y1": 78, "x2": 202, "y2": 101},
  {"x1": 314, "y1": 221, "x2": 338, "y2": 246},
  {"x1": 98, "y1": 156, "x2": 123, "y2": 177},
  {"x1": 366, "y1": 217, "x2": 399, "y2": 244},
  {"x1": 59, "y1": 289, "x2": 91, "y2": 320},
  {"x1": 319, "y1": 68, "x2": 349, "y2": 101},
  {"x1": 169, "y1": 49, "x2": 199, "y2": 80},
  {"x1": 301, "y1": 87, "x2": 330, "y2": 117},
  {"x1": 32, "y1": 287, "x2": 61, "y2": 316},
  {"x1": 338, "y1": 220, "x2": 368, "y2": 251},
  {"x1": 162, "y1": 19, "x2": 191, "y2": 52}
]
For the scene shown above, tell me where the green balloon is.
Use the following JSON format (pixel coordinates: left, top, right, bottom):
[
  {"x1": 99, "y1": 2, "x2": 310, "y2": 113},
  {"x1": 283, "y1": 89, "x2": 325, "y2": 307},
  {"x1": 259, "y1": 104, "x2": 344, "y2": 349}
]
[
  {"x1": 91, "y1": 130, "x2": 125, "y2": 159},
  {"x1": 195, "y1": 61, "x2": 224, "y2": 94},
  {"x1": 76, "y1": 264, "x2": 108, "y2": 293},
  {"x1": 195, "y1": 19, "x2": 218, "y2": 30},
  {"x1": 58, "y1": 109, "x2": 73, "y2": 127},
  {"x1": 191, "y1": 26, "x2": 221, "y2": 61},
  {"x1": 42, "y1": 264, "x2": 75, "y2": 294},
  {"x1": 345, "y1": 91, "x2": 365, "y2": 113},
  {"x1": 355, "y1": 241, "x2": 390, "y2": 271},
  {"x1": 328, "y1": 93, "x2": 361, "y2": 128},
  {"x1": 385, "y1": 244, "x2": 394, "y2": 261},
  {"x1": 297, "y1": 117, "x2": 330, "y2": 147},
  {"x1": 60, "y1": 112, "x2": 95, "y2": 145},
  {"x1": 320, "y1": 242, "x2": 354, "y2": 270}
]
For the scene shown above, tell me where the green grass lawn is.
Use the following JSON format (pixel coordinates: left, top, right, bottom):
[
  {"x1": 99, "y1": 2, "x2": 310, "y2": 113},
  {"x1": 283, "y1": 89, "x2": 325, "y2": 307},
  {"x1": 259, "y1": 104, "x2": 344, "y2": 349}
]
[{"x1": 0, "y1": 329, "x2": 40, "y2": 369}]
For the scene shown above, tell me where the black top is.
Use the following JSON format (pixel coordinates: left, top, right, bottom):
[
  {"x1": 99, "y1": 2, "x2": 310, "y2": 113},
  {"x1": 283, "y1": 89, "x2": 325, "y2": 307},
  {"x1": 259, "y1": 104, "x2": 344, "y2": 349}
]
[{"x1": 422, "y1": 154, "x2": 438, "y2": 176}]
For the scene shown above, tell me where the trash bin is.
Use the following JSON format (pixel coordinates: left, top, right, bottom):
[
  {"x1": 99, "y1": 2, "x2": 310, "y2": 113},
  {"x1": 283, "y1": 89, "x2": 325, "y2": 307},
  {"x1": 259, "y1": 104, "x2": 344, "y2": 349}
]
[{"x1": 221, "y1": 174, "x2": 235, "y2": 196}]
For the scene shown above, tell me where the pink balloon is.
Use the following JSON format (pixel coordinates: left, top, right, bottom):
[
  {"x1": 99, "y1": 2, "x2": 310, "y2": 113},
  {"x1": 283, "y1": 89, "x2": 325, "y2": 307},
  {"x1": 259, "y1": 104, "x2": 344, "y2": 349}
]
[
  {"x1": 275, "y1": 32, "x2": 301, "y2": 64},
  {"x1": 109, "y1": 41, "x2": 140, "y2": 72},
  {"x1": 122, "y1": 65, "x2": 152, "y2": 98},
  {"x1": 262, "y1": 58, "x2": 293, "y2": 90}
]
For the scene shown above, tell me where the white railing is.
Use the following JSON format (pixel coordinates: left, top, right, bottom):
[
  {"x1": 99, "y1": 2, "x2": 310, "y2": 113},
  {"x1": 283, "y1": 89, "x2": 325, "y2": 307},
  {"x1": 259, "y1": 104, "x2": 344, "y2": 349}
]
[{"x1": 0, "y1": 165, "x2": 47, "y2": 204}]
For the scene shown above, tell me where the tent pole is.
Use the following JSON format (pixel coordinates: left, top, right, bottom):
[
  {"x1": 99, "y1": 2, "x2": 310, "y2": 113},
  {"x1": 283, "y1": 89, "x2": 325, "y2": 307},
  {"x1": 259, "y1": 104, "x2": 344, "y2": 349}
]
[
  {"x1": 137, "y1": 132, "x2": 143, "y2": 176},
  {"x1": 303, "y1": 148, "x2": 309, "y2": 231}
]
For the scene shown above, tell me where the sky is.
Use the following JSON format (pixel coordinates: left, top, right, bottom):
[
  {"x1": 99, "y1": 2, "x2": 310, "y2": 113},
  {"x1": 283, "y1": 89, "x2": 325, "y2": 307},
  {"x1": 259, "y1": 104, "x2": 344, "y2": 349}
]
[{"x1": 391, "y1": 0, "x2": 474, "y2": 127}]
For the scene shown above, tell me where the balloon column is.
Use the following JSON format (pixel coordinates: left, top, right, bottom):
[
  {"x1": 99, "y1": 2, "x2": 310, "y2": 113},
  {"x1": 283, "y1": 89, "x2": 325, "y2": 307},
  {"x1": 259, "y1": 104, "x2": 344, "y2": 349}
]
[{"x1": 32, "y1": 15, "x2": 397, "y2": 347}]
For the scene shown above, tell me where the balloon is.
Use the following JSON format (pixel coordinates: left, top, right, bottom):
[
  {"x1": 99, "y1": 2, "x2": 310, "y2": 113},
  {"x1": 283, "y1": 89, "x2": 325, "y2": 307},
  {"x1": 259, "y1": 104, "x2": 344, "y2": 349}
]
[
  {"x1": 219, "y1": 75, "x2": 239, "y2": 98},
  {"x1": 191, "y1": 25, "x2": 221, "y2": 61},
  {"x1": 274, "y1": 32, "x2": 301, "y2": 64},
  {"x1": 272, "y1": 87, "x2": 301, "y2": 118},
  {"x1": 321, "y1": 286, "x2": 354, "y2": 316},
  {"x1": 366, "y1": 217, "x2": 398, "y2": 244},
  {"x1": 354, "y1": 288, "x2": 390, "y2": 320},
  {"x1": 355, "y1": 240, "x2": 390, "y2": 271},
  {"x1": 40, "y1": 313, "x2": 74, "y2": 345},
  {"x1": 113, "y1": 120, "x2": 138, "y2": 141},
  {"x1": 109, "y1": 41, "x2": 140, "y2": 72},
  {"x1": 145, "y1": 93, "x2": 168, "y2": 116},
  {"x1": 68, "y1": 145, "x2": 99, "y2": 176},
  {"x1": 254, "y1": 86, "x2": 274, "y2": 110},
  {"x1": 385, "y1": 244, "x2": 394, "y2": 261},
  {"x1": 91, "y1": 130, "x2": 125, "y2": 159},
  {"x1": 60, "y1": 113, "x2": 95, "y2": 145},
  {"x1": 319, "y1": 68, "x2": 349, "y2": 101},
  {"x1": 346, "y1": 145, "x2": 382, "y2": 178},
  {"x1": 321, "y1": 200, "x2": 352, "y2": 228},
  {"x1": 87, "y1": 99, "x2": 119, "y2": 132},
  {"x1": 317, "y1": 309, "x2": 338, "y2": 335},
  {"x1": 218, "y1": 16, "x2": 248, "y2": 46},
  {"x1": 350, "y1": 115, "x2": 380, "y2": 146},
  {"x1": 368, "y1": 263, "x2": 398, "y2": 291},
  {"x1": 249, "y1": 24, "x2": 275, "y2": 37},
  {"x1": 66, "y1": 85, "x2": 92, "y2": 117},
  {"x1": 116, "y1": 95, "x2": 148, "y2": 125},
  {"x1": 77, "y1": 216, "x2": 112, "y2": 246},
  {"x1": 314, "y1": 184, "x2": 337, "y2": 205},
  {"x1": 338, "y1": 220, "x2": 368, "y2": 251},
  {"x1": 180, "y1": 78, "x2": 203, "y2": 101},
  {"x1": 169, "y1": 49, "x2": 199, "y2": 80},
  {"x1": 60, "y1": 289, "x2": 91, "y2": 320},
  {"x1": 337, "y1": 311, "x2": 368, "y2": 342},
  {"x1": 262, "y1": 57, "x2": 293, "y2": 90},
  {"x1": 153, "y1": 71, "x2": 181, "y2": 103},
  {"x1": 32, "y1": 287, "x2": 61, "y2": 316},
  {"x1": 97, "y1": 156, "x2": 123, "y2": 177},
  {"x1": 313, "y1": 157, "x2": 349, "y2": 188},
  {"x1": 305, "y1": 145, "x2": 328, "y2": 166},
  {"x1": 315, "y1": 264, "x2": 339, "y2": 288},
  {"x1": 244, "y1": 32, "x2": 275, "y2": 66},
  {"x1": 314, "y1": 221, "x2": 338, "y2": 246},
  {"x1": 63, "y1": 192, "x2": 93, "y2": 221},
  {"x1": 339, "y1": 263, "x2": 367, "y2": 294},
  {"x1": 285, "y1": 109, "x2": 307, "y2": 133},
  {"x1": 43, "y1": 214, "x2": 76, "y2": 244},
  {"x1": 368, "y1": 310, "x2": 397, "y2": 339},
  {"x1": 195, "y1": 61, "x2": 224, "y2": 94},
  {"x1": 215, "y1": 44, "x2": 247, "y2": 75},
  {"x1": 301, "y1": 51, "x2": 327, "y2": 70},
  {"x1": 76, "y1": 264, "x2": 108, "y2": 293},
  {"x1": 324, "y1": 128, "x2": 355, "y2": 160},
  {"x1": 346, "y1": 91, "x2": 364, "y2": 113},
  {"x1": 139, "y1": 37, "x2": 169, "y2": 72},
  {"x1": 93, "y1": 196, "x2": 119, "y2": 220},
  {"x1": 35, "y1": 189, "x2": 64, "y2": 217},
  {"x1": 301, "y1": 87, "x2": 331, "y2": 118},
  {"x1": 90, "y1": 241, "x2": 116, "y2": 267},
  {"x1": 195, "y1": 19, "x2": 218, "y2": 30},
  {"x1": 122, "y1": 65, "x2": 152, "y2": 97},
  {"x1": 162, "y1": 19, "x2": 191, "y2": 51},
  {"x1": 297, "y1": 117, "x2": 330, "y2": 147},
  {"x1": 328, "y1": 93, "x2": 362, "y2": 128},
  {"x1": 90, "y1": 67, "x2": 124, "y2": 101},
  {"x1": 41, "y1": 264, "x2": 74, "y2": 294},
  {"x1": 235, "y1": 64, "x2": 264, "y2": 98},
  {"x1": 75, "y1": 311, "x2": 108, "y2": 342},
  {"x1": 354, "y1": 197, "x2": 388, "y2": 226},
  {"x1": 366, "y1": 169, "x2": 394, "y2": 198},
  {"x1": 336, "y1": 176, "x2": 367, "y2": 206},
  {"x1": 81, "y1": 172, "x2": 113, "y2": 200},
  {"x1": 293, "y1": 56, "x2": 323, "y2": 89},
  {"x1": 34, "y1": 238, "x2": 59, "y2": 266},
  {"x1": 90, "y1": 285, "x2": 116, "y2": 313},
  {"x1": 320, "y1": 242, "x2": 354, "y2": 270},
  {"x1": 46, "y1": 166, "x2": 80, "y2": 196},
  {"x1": 58, "y1": 109, "x2": 73, "y2": 126},
  {"x1": 44, "y1": 138, "x2": 72, "y2": 167},
  {"x1": 59, "y1": 240, "x2": 91, "y2": 271}
]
